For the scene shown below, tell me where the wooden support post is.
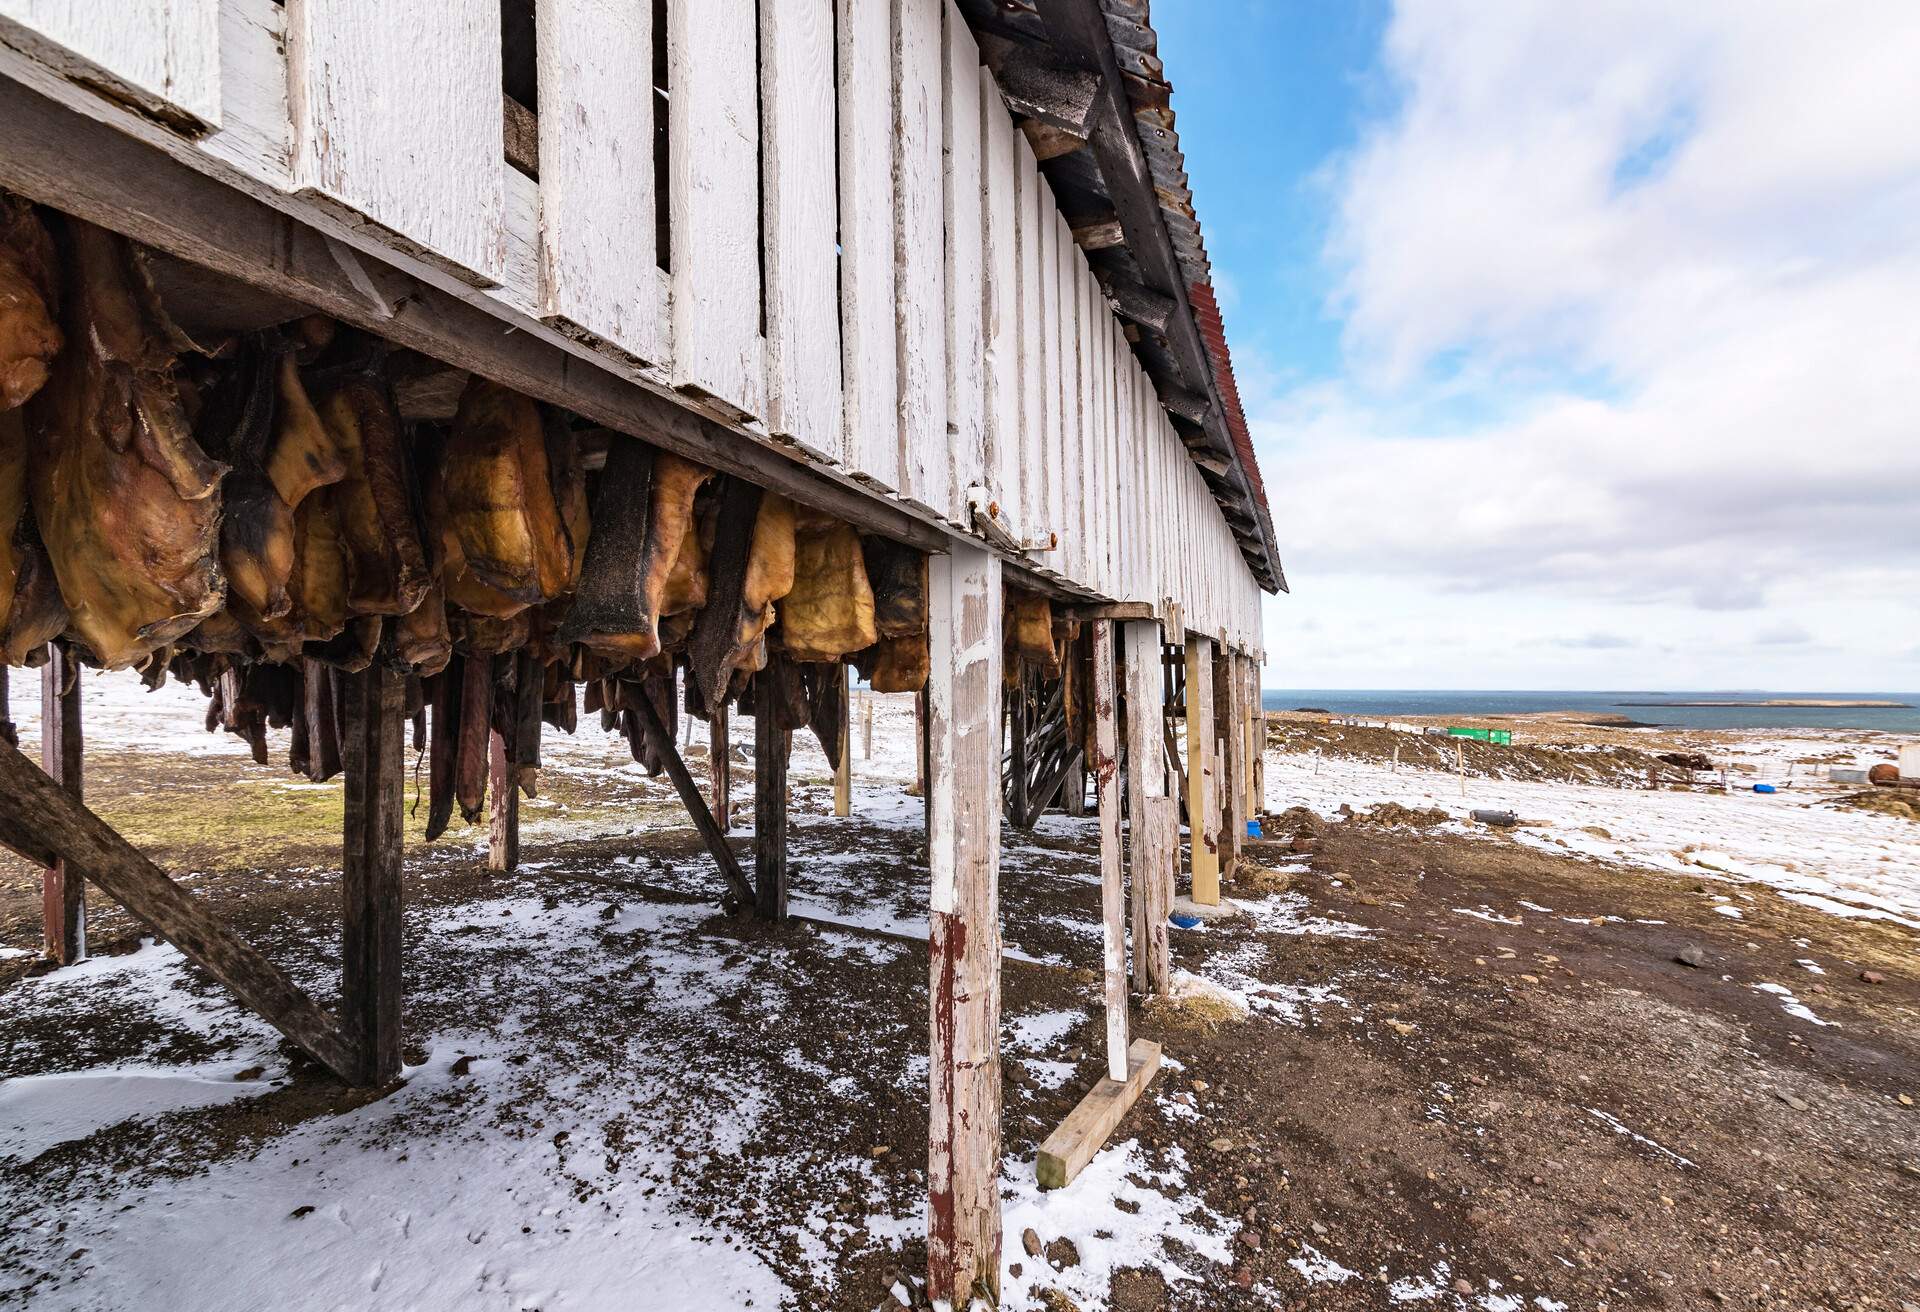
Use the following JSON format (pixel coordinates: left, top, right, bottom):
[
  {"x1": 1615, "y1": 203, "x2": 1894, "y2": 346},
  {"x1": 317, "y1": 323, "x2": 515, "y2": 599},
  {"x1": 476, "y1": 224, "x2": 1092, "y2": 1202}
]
[
  {"x1": 832, "y1": 664, "x2": 851, "y2": 818},
  {"x1": 711, "y1": 701, "x2": 731, "y2": 833},
  {"x1": 487, "y1": 657, "x2": 519, "y2": 873},
  {"x1": 1245, "y1": 655, "x2": 1263, "y2": 817},
  {"x1": 1184, "y1": 635, "x2": 1219, "y2": 903},
  {"x1": 40, "y1": 645, "x2": 84, "y2": 964},
  {"x1": 1007, "y1": 666, "x2": 1029, "y2": 823},
  {"x1": 754, "y1": 677, "x2": 789, "y2": 921},
  {"x1": 1090, "y1": 620, "x2": 1127, "y2": 1081},
  {"x1": 926, "y1": 542, "x2": 1004, "y2": 1308},
  {"x1": 0, "y1": 739, "x2": 364, "y2": 1082},
  {"x1": 862, "y1": 692, "x2": 874, "y2": 759},
  {"x1": 1123, "y1": 622, "x2": 1172, "y2": 996},
  {"x1": 342, "y1": 661, "x2": 406, "y2": 1085},
  {"x1": 630, "y1": 691, "x2": 754, "y2": 913},
  {"x1": 1214, "y1": 645, "x2": 1242, "y2": 878},
  {"x1": 0, "y1": 664, "x2": 15, "y2": 747}
]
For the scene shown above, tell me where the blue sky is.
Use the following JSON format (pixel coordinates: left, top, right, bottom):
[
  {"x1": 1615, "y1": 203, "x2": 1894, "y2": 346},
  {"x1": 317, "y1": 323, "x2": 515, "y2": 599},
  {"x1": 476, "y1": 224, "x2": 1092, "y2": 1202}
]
[{"x1": 1151, "y1": 1, "x2": 1920, "y2": 692}]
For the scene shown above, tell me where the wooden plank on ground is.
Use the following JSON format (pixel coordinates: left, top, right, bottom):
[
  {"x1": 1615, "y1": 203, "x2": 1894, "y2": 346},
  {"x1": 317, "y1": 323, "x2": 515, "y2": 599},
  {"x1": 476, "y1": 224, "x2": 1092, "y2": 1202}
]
[
  {"x1": 1036, "y1": 1038, "x2": 1161, "y2": 1190},
  {"x1": 761, "y1": 0, "x2": 842, "y2": 459},
  {"x1": 1090, "y1": 620, "x2": 1126, "y2": 1080},
  {"x1": 0, "y1": 738, "x2": 362, "y2": 1082},
  {"x1": 668, "y1": 0, "x2": 763, "y2": 417},
  {"x1": 39, "y1": 645, "x2": 82, "y2": 963},
  {"x1": 535, "y1": 0, "x2": 668, "y2": 365},
  {"x1": 342, "y1": 662, "x2": 406, "y2": 1084},
  {"x1": 287, "y1": 0, "x2": 506, "y2": 286},
  {"x1": 836, "y1": 0, "x2": 897, "y2": 488},
  {"x1": 926, "y1": 540, "x2": 1004, "y2": 1306}
]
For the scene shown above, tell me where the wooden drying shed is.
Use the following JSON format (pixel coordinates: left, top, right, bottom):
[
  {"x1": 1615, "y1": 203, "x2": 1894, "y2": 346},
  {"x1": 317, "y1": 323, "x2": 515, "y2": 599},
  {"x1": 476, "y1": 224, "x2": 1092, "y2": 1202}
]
[{"x1": 0, "y1": 0, "x2": 1280, "y2": 1301}]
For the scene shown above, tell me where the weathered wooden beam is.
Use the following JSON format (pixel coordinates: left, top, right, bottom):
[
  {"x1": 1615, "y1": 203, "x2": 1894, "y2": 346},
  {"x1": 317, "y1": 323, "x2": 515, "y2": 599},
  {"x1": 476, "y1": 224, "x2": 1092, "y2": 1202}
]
[
  {"x1": 502, "y1": 95, "x2": 539, "y2": 178},
  {"x1": 1036, "y1": 1038, "x2": 1161, "y2": 1190},
  {"x1": 0, "y1": 77, "x2": 949, "y2": 557},
  {"x1": 986, "y1": 40, "x2": 1101, "y2": 135},
  {"x1": 754, "y1": 669, "x2": 790, "y2": 922},
  {"x1": 1158, "y1": 382, "x2": 1210, "y2": 428},
  {"x1": 832, "y1": 665, "x2": 851, "y2": 819},
  {"x1": 1019, "y1": 118, "x2": 1086, "y2": 162},
  {"x1": 1068, "y1": 210, "x2": 1125, "y2": 250},
  {"x1": 710, "y1": 701, "x2": 732, "y2": 833},
  {"x1": 1090, "y1": 620, "x2": 1127, "y2": 1081},
  {"x1": 342, "y1": 662, "x2": 406, "y2": 1085},
  {"x1": 926, "y1": 542, "x2": 1004, "y2": 1307},
  {"x1": 629, "y1": 688, "x2": 753, "y2": 915},
  {"x1": 1007, "y1": 667, "x2": 1030, "y2": 826},
  {"x1": 1213, "y1": 642, "x2": 1242, "y2": 878},
  {"x1": 0, "y1": 664, "x2": 13, "y2": 747},
  {"x1": 487, "y1": 715, "x2": 519, "y2": 872},
  {"x1": 1107, "y1": 278, "x2": 1175, "y2": 334},
  {"x1": 40, "y1": 645, "x2": 84, "y2": 964},
  {"x1": 1185, "y1": 635, "x2": 1220, "y2": 904},
  {"x1": 0, "y1": 739, "x2": 362, "y2": 1082},
  {"x1": 1124, "y1": 622, "x2": 1172, "y2": 996}
]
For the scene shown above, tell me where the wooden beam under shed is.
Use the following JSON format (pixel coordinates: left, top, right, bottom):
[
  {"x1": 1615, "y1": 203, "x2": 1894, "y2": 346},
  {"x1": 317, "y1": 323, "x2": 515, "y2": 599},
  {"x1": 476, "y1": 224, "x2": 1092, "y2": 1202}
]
[
  {"x1": 1124, "y1": 621, "x2": 1172, "y2": 996},
  {"x1": 342, "y1": 663, "x2": 406, "y2": 1085},
  {"x1": 40, "y1": 645, "x2": 83, "y2": 964},
  {"x1": 926, "y1": 542, "x2": 1005, "y2": 1308},
  {"x1": 1185, "y1": 635, "x2": 1220, "y2": 904},
  {"x1": 754, "y1": 678, "x2": 790, "y2": 922},
  {"x1": 1090, "y1": 620, "x2": 1127, "y2": 1081},
  {"x1": 832, "y1": 666, "x2": 851, "y2": 819}
]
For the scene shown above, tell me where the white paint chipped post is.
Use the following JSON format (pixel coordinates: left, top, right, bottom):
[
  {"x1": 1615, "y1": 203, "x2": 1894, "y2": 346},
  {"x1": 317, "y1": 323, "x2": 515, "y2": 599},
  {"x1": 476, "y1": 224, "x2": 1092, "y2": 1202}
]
[
  {"x1": 926, "y1": 541, "x2": 1003, "y2": 1308},
  {"x1": 1090, "y1": 620, "x2": 1127, "y2": 1080},
  {"x1": 1123, "y1": 621, "x2": 1171, "y2": 995},
  {"x1": 1186, "y1": 634, "x2": 1220, "y2": 903}
]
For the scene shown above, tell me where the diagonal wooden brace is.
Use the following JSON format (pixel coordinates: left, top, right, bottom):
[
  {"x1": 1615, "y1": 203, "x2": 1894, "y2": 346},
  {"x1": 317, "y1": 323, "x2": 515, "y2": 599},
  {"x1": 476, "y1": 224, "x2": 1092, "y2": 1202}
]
[
  {"x1": 628, "y1": 688, "x2": 756, "y2": 915},
  {"x1": 0, "y1": 738, "x2": 364, "y2": 1083}
]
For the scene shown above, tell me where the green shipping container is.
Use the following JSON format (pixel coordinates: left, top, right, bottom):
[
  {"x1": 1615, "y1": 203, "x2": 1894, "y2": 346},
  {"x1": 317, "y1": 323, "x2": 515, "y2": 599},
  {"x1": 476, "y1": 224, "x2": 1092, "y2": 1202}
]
[{"x1": 1446, "y1": 727, "x2": 1511, "y2": 746}]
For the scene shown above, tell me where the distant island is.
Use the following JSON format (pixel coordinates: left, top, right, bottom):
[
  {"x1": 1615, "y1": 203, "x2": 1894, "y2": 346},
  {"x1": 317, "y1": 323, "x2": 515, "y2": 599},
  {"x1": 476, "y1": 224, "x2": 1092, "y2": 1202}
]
[{"x1": 1615, "y1": 699, "x2": 1912, "y2": 709}]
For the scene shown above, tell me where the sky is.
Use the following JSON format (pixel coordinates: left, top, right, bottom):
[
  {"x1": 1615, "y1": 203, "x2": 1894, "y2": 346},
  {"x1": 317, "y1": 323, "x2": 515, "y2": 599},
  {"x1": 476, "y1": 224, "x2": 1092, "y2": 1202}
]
[{"x1": 1153, "y1": 0, "x2": 1920, "y2": 692}]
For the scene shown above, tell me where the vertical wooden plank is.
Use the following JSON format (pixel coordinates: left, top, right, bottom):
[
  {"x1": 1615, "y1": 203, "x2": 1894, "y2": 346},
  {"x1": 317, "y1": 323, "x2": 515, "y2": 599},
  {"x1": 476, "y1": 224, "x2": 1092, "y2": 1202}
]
[
  {"x1": 39, "y1": 646, "x2": 82, "y2": 964},
  {"x1": 762, "y1": 0, "x2": 843, "y2": 458},
  {"x1": 0, "y1": 665, "x2": 12, "y2": 748},
  {"x1": 487, "y1": 715, "x2": 519, "y2": 872},
  {"x1": 1040, "y1": 211, "x2": 1064, "y2": 565},
  {"x1": 832, "y1": 663, "x2": 852, "y2": 818},
  {"x1": 1213, "y1": 643, "x2": 1241, "y2": 877},
  {"x1": 1058, "y1": 220, "x2": 1083, "y2": 584},
  {"x1": 894, "y1": 0, "x2": 946, "y2": 509},
  {"x1": 536, "y1": 0, "x2": 668, "y2": 365},
  {"x1": 1078, "y1": 265, "x2": 1098, "y2": 593},
  {"x1": 668, "y1": 0, "x2": 763, "y2": 416},
  {"x1": 755, "y1": 676, "x2": 790, "y2": 920},
  {"x1": 981, "y1": 84, "x2": 1020, "y2": 536},
  {"x1": 1013, "y1": 134, "x2": 1045, "y2": 541},
  {"x1": 1123, "y1": 621, "x2": 1171, "y2": 995},
  {"x1": 941, "y1": 6, "x2": 984, "y2": 524},
  {"x1": 1185, "y1": 634, "x2": 1219, "y2": 903},
  {"x1": 0, "y1": 0, "x2": 222, "y2": 128},
  {"x1": 342, "y1": 661, "x2": 405, "y2": 1085},
  {"x1": 711, "y1": 701, "x2": 732, "y2": 832},
  {"x1": 926, "y1": 539, "x2": 1004, "y2": 1308},
  {"x1": 1091, "y1": 620, "x2": 1126, "y2": 1080},
  {"x1": 288, "y1": 0, "x2": 505, "y2": 285},
  {"x1": 838, "y1": 0, "x2": 898, "y2": 487}
]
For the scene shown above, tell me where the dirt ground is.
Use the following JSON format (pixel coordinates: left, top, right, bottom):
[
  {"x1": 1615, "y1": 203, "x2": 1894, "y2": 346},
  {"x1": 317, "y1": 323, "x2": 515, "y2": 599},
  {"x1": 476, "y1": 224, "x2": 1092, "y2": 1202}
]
[{"x1": 1, "y1": 707, "x2": 1917, "y2": 1311}]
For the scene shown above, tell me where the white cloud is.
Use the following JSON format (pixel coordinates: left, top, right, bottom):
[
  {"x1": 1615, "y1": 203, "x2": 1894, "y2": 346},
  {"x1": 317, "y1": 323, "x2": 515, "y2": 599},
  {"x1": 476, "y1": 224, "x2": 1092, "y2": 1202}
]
[{"x1": 1253, "y1": 1, "x2": 1920, "y2": 688}]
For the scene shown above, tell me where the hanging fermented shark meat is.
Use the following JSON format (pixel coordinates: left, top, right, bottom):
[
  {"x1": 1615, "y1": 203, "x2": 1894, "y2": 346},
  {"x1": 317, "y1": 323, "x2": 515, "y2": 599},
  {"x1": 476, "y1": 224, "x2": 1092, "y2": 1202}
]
[
  {"x1": 442, "y1": 379, "x2": 589, "y2": 612},
  {"x1": 454, "y1": 650, "x2": 492, "y2": 822},
  {"x1": 0, "y1": 195, "x2": 60, "y2": 410},
  {"x1": 1004, "y1": 589, "x2": 1056, "y2": 676},
  {"x1": 393, "y1": 580, "x2": 452, "y2": 676},
  {"x1": 562, "y1": 435, "x2": 711, "y2": 661},
  {"x1": 424, "y1": 662, "x2": 459, "y2": 841},
  {"x1": 856, "y1": 537, "x2": 930, "y2": 693},
  {"x1": 309, "y1": 367, "x2": 430, "y2": 617},
  {"x1": 779, "y1": 507, "x2": 876, "y2": 663},
  {"x1": 27, "y1": 219, "x2": 226, "y2": 669},
  {"x1": 805, "y1": 661, "x2": 845, "y2": 766},
  {"x1": 686, "y1": 480, "x2": 796, "y2": 708}
]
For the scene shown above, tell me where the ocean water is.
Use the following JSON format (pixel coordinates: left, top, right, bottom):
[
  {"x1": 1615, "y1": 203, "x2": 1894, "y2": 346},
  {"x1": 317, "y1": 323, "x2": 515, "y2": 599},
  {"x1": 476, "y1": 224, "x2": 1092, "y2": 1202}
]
[{"x1": 1259, "y1": 690, "x2": 1920, "y2": 734}]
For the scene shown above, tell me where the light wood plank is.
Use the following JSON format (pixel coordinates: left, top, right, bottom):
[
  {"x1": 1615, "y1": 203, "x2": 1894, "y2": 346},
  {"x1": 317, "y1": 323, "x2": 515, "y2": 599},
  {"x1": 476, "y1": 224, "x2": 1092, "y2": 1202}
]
[
  {"x1": 942, "y1": 6, "x2": 985, "y2": 525},
  {"x1": 1091, "y1": 620, "x2": 1126, "y2": 1080},
  {"x1": 668, "y1": 0, "x2": 763, "y2": 416},
  {"x1": 288, "y1": 0, "x2": 505, "y2": 285},
  {"x1": 926, "y1": 540, "x2": 1004, "y2": 1306},
  {"x1": 1186, "y1": 634, "x2": 1219, "y2": 903},
  {"x1": 0, "y1": 0, "x2": 221, "y2": 127},
  {"x1": 762, "y1": 0, "x2": 843, "y2": 458},
  {"x1": 1036, "y1": 1038, "x2": 1161, "y2": 1190},
  {"x1": 837, "y1": 0, "x2": 898, "y2": 487},
  {"x1": 536, "y1": 0, "x2": 668, "y2": 366},
  {"x1": 894, "y1": 0, "x2": 947, "y2": 509},
  {"x1": 1124, "y1": 620, "x2": 1171, "y2": 996}
]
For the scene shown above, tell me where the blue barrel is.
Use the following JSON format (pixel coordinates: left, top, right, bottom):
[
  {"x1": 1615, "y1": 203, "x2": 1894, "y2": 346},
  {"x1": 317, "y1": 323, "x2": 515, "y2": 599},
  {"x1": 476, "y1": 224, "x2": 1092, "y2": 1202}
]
[{"x1": 1753, "y1": 783, "x2": 1776, "y2": 794}]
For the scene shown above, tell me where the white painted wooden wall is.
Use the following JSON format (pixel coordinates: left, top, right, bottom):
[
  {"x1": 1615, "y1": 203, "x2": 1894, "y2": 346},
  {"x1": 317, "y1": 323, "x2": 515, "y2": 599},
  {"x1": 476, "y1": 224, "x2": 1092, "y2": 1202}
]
[{"x1": 0, "y1": 0, "x2": 1266, "y2": 651}]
